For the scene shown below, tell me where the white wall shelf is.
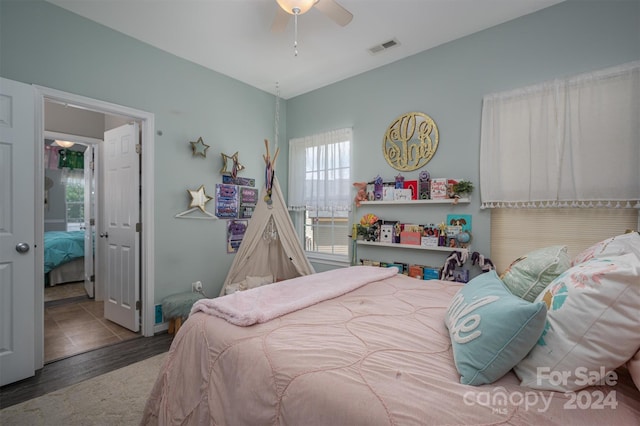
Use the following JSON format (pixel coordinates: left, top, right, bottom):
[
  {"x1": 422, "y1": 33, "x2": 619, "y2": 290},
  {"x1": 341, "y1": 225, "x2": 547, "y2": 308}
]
[
  {"x1": 356, "y1": 240, "x2": 467, "y2": 254},
  {"x1": 357, "y1": 198, "x2": 469, "y2": 206}
]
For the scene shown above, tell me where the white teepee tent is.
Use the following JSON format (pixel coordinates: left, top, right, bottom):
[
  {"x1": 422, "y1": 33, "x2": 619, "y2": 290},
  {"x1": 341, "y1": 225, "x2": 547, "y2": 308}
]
[{"x1": 219, "y1": 176, "x2": 315, "y2": 296}]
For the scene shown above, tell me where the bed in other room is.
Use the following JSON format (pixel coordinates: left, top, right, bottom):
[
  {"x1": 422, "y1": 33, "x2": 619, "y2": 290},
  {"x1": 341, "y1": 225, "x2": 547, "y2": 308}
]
[{"x1": 44, "y1": 230, "x2": 85, "y2": 286}]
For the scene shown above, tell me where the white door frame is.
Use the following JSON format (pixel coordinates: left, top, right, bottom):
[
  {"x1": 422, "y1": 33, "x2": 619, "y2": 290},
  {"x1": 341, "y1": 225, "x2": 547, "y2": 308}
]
[{"x1": 34, "y1": 86, "x2": 155, "y2": 369}]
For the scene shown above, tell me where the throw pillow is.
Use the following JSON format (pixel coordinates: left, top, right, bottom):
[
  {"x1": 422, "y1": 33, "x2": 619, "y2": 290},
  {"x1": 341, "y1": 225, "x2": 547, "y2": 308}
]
[
  {"x1": 444, "y1": 270, "x2": 547, "y2": 386},
  {"x1": 571, "y1": 231, "x2": 640, "y2": 266},
  {"x1": 514, "y1": 253, "x2": 640, "y2": 391},
  {"x1": 246, "y1": 274, "x2": 274, "y2": 289},
  {"x1": 225, "y1": 280, "x2": 247, "y2": 295},
  {"x1": 501, "y1": 245, "x2": 570, "y2": 302}
]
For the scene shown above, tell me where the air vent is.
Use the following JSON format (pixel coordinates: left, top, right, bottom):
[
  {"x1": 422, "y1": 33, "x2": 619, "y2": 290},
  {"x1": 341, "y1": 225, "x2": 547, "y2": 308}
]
[{"x1": 368, "y1": 38, "x2": 400, "y2": 55}]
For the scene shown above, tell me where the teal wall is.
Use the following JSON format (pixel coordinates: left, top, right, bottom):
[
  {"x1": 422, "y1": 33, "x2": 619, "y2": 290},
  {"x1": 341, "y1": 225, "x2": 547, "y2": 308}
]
[
  {"x1": 287, "y1": 0, "x2": 640, "y2": 270},
  {"x1": 2, "y1": 0, "x2": 638, "y2": 298},
  {"x1": 0, "y1": 0, "x2": 282, "y2": 300}
]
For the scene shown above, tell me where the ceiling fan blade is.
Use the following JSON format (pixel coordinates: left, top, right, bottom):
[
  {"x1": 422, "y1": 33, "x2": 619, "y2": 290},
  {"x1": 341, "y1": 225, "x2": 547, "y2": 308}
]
[
  {"x1": 271, "y1": 6, "x2": 290, "y2": 33},
  {"x1": 314, "y1": 0, "x2": 353, "y2": 27}
]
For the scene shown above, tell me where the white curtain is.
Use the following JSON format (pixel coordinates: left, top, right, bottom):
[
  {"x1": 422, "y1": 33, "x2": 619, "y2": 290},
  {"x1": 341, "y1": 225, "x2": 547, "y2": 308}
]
[
  {"x1": 288, "y1": 128, "x2": 352, "y2": 212},
  {"x1": 480, "y1": 61, "x2": 640, "y2": 209},
  {"x1": 61, "y1": 168, "x2": 84, "y2": 186}
]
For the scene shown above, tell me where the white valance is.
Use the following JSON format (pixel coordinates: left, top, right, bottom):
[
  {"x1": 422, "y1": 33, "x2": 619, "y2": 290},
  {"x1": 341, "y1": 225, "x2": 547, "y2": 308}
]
[
  {"x1": 480, "y1": 61, "x2": 640, "y2": 209},
  {"x1": 288, "y1": 128, "x2": 352, "y2": 211}
]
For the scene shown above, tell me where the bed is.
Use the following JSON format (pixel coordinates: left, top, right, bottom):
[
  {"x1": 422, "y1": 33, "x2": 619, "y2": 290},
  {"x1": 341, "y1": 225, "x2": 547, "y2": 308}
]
[
  {"x1": 142, "y1": 234, "x2": 640, "y2": 425},
  {"x1": 44, "y1": 230, "x2": 86, "y2": 286}
]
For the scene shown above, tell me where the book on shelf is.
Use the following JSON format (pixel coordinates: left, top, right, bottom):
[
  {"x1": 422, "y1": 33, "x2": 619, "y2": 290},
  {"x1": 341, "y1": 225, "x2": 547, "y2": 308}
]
[
  {"x1": 446, "y1": 214, "x2": 472, "y2": 232},
  {"x1": 383, "y1": 186, "x2": 395, "y2": 201},
  {"x1": 400, "y1": 231, "x2": 421, "y2": 245},
  {"x1": 408, "y1": 264, "x2": 423, "y2": 279},
  {"x1": 394, "y1": 188, "x2": 412, "y2": 201},
  {"x1": 430, "y1": 178, "x2": 449, "y2": 199},
  {"x1": 423, "y1": 267, "x2": 441, "y2": 280},
  {"x1": 403, "y1": 180, "x2": 418, "y2": 200}
]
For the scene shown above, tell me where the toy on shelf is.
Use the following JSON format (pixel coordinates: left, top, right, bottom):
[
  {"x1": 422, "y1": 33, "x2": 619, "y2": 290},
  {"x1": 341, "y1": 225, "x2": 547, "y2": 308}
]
[{"x1": 353, "y1": 181, "x2": 368, "y2": 207}]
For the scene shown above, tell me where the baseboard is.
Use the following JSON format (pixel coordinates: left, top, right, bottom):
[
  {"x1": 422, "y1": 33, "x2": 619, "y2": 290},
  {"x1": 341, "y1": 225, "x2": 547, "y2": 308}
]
[{"x1": 154, "y1": 322, "x2": 169, "y2": 334}]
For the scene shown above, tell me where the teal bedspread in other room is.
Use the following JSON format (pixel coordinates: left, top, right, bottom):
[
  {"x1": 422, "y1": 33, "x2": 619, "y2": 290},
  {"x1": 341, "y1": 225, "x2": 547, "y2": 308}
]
[{"x1": 44, "y1": 231, "x2": 85, "y2": 274}]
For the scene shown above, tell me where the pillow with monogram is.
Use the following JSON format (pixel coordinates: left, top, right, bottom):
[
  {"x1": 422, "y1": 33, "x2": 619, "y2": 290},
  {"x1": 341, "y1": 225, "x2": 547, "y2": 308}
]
[{"x1": 444, "y1": 270, "x2": 547, "y2": 385}]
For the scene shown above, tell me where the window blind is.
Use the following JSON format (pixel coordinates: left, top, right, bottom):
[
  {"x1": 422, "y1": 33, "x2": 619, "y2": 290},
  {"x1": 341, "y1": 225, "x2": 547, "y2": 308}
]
[{"x1": 490, "y1": 208, "x2": 638, "y2": 273}]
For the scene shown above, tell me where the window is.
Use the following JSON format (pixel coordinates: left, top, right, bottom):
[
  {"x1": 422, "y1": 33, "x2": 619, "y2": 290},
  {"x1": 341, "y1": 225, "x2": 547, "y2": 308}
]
[
  {"x1": 63, "y1": 171, "x2": 85, "y2": 231},
  {"x1": 289, "y1": 128, "x2": 352, "y2": 262}
]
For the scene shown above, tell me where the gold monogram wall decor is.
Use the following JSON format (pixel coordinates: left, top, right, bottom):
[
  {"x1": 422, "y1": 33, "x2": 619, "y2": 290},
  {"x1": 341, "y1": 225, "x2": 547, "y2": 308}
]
[{"x1": 382, "y1": 112, "x2": 439, "y2": 171}]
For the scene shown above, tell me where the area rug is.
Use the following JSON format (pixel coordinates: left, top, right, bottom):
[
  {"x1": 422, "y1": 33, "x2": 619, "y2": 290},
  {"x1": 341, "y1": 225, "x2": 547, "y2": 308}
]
[{"x1": 0, "y1": 353, "x2": 166, "y2": 425}]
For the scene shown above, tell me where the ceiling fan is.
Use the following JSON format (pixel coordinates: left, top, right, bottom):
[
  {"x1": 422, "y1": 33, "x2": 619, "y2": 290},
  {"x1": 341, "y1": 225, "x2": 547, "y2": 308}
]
[{"x1": 271, "y1": 0, "x2": 353, "y2": 33}]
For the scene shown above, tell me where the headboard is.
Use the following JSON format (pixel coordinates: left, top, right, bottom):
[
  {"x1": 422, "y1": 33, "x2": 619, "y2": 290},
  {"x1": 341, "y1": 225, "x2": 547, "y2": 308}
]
[{"x1": 491, "y1": 208, "x2": 638, "y2": 273}]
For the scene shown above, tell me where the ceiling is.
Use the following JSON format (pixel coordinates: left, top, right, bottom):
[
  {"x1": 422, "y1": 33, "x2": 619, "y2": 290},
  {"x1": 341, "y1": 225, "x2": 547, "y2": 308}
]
[{"x1": 46, "y1": 0, "x2": 564, "y2": 99}]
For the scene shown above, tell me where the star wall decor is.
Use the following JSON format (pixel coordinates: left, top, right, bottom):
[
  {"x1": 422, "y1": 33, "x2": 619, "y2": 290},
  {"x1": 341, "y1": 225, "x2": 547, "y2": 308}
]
[
  {"x1": 220, "y1": 151, "x2": 245, "y2": 178},
  {"x1": 190, "y1": 137, "x2": 210, "y2": 158},
  {"x1": 187, "y1": 185, "x2": 213, "y2": 213}
]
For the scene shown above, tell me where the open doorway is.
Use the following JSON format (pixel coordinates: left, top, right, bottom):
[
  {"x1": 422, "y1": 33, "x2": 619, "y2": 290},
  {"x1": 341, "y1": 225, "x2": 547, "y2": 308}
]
[
  {"x1": 42, "y1": 127, "x2": 140, "y2": 362},
  {"x1": 34, "y1": 86, "x2": 156, "y2": 371}
]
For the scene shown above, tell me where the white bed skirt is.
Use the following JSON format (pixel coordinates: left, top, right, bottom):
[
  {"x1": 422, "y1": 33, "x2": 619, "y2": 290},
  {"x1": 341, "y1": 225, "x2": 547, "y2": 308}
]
[{"x1": 49, "y1": 258, "x2": 84, "y2": 286}]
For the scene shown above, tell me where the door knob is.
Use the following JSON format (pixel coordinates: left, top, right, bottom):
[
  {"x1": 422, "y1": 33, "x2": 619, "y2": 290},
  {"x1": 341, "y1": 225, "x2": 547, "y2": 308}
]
[
  {"x1": 100, "y1": 232, "x2": 109, "y2": 238},
  {"x1": 15, "y1": 242, "x2": 30, "y2": 253}
]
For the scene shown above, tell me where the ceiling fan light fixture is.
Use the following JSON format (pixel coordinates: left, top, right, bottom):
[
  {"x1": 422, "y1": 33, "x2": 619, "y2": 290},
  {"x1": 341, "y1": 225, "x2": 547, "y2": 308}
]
[
  {"x1": 54, "y1": 140, "x2": 75, "y2": 148},
  {"x1": 277, "y1": 0, "x2": 317, "y2": 15}
]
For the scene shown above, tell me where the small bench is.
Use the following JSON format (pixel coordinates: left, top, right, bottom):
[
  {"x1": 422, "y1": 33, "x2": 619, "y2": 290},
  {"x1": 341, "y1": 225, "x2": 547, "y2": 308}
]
[{"x1": 161, "y1": 292, "x2": 204, "y2": 334}]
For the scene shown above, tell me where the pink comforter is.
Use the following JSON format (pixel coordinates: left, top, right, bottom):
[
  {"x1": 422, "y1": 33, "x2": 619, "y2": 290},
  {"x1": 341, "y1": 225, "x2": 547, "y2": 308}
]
[{"x1": 141, "y1": 272, "x2": 640, "y2": 425}]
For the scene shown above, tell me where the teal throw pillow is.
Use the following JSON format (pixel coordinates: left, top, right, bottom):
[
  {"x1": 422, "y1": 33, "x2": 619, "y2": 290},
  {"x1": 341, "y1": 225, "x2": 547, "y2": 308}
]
[{"x1": 444, "y1": 270, "x2": 547, "y2": 385}]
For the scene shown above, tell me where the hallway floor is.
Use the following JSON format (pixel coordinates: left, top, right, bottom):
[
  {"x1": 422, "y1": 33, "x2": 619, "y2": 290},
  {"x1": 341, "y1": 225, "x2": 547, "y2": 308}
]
[{"x1": 44, "y1": 283, "x2": 139, "y2": 363}]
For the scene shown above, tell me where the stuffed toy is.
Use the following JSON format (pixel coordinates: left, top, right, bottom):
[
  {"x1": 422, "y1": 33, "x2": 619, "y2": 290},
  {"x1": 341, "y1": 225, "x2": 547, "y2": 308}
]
[
  {"x1": 471, "y1": 251, "x2": 495, "y2": 273},
  {"x1": 441, "y1": 250, "x2": 468, "y2": 281},
  {"x1": 353, "y1": 182, "x2": 368, "y2": 207}
]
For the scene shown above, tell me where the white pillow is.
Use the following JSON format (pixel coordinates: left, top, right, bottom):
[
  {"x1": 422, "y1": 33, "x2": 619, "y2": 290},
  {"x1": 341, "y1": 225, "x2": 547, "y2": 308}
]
[
  {"x1": 246, "y1": 274, "x2": 274, "y2": 289},
  {"x1": 571, "y1": 231, "x2": 640, "y2": 266},
  {"x1": 514, "y1": 253, "x2": 640, "y2": 391},
  {"x1": 225, "y1": 280, "x2": 246, "y2": 295}
]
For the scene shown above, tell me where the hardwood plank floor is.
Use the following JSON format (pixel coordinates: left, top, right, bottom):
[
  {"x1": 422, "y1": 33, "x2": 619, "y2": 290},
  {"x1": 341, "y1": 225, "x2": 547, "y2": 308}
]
[{"x1": 0, "y1": 332, "x2": 173, "y2": 409}]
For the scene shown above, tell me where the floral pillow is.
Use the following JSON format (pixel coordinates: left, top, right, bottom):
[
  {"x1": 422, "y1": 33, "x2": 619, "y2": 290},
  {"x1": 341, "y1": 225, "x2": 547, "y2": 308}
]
[
  {"x1": 501, "y1": 245, "x2": 570, "y2": 302},
  {"x1": 571, "y1": 231, "x2": 640, "y2": 266},
  {"x1": 514, "y1": 253, "x2": 640, "y2": 392},
  {"x1": 444, "y1": 270, "x2": 547, "y2": 386}
]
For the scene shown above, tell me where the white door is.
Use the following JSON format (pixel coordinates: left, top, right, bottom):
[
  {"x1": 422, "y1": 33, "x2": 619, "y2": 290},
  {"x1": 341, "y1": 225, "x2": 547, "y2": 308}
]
[
  {"x1": 102, "y1": 123, "x2": 140, "y2": 332},
  {"x1": 0, "y1": 78, "x2": 35, "y2": 386},
  {"x1": 83, "y1": 145, "x2": 95, "y2": 298}
]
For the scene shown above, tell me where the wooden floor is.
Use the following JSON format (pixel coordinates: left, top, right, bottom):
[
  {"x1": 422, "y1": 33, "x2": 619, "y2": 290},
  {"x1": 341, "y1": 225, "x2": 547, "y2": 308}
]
[{"x1": 0, "y1": 332, "x2": 173, "y2": 409}]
